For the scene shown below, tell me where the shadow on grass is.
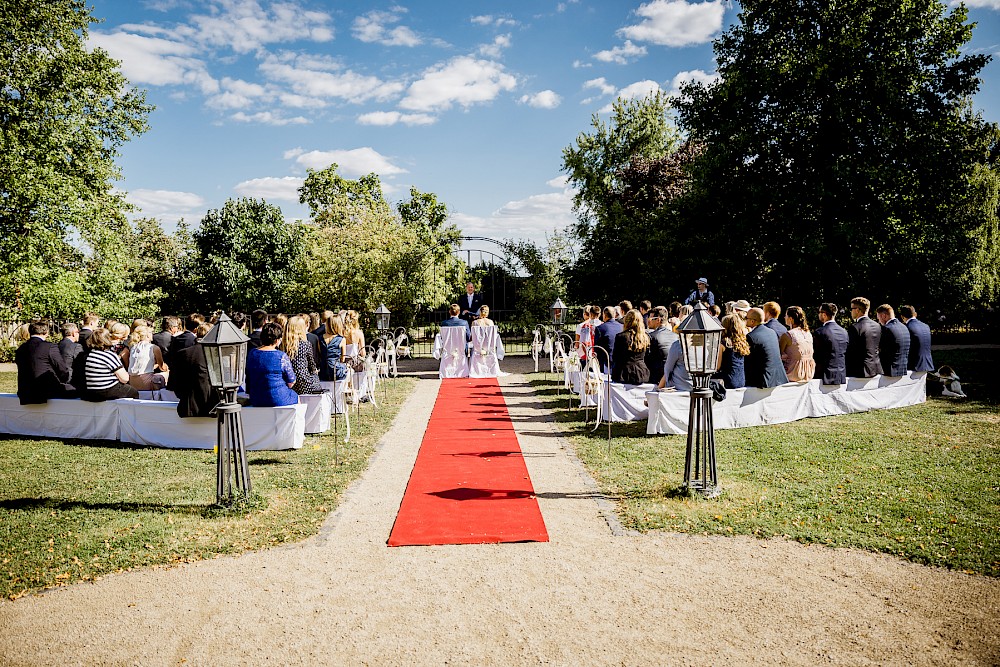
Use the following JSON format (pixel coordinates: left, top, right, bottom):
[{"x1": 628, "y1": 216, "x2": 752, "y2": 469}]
[{"x1": 0, "y1": 496, "x2": 210, "y2": 514}]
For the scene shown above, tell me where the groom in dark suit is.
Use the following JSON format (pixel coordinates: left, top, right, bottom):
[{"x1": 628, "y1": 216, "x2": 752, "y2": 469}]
[
  {"x1": 458, "y1": 283, "x2": 484, "y2": 325},
  {"x1": 812, "y1": 303, "x2": 849, "y2": 385},
  {"x1": 847, "y1": 297, "x2": 883, "y2": 378}
]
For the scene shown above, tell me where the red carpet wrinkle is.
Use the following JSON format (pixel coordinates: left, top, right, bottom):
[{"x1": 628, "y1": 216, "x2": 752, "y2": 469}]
[{"x1": 387, "y1": 378, "x2": 549, "y2": 546}]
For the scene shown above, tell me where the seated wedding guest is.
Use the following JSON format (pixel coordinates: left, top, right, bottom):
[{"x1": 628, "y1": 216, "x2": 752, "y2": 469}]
[
  {"x1": 616, "y1": 300, "x2": 632, "y2": 323},
  {"x1": 248, "y1": 309, "x2": 268, "y2": 348},
  {"x1": 876, "y1": 304, "x2": 910, "y2": 376},
  {"x1": 638, "y1": 300, "x2": 652, "y2": 327},
  {"x1": 153, "y1": 316, "x2": 180, "y2": 356},
  {"x1": 575, "y1": 305, "x2": 597, "y2": 360},
  {"x1": 16, "y1": 321, "x2": 72, "y2": 404},
  {"x1": 168, "y1": 313, "x2": 203, "y2": 364},
  {"x1": 899, "y1": 305, "x2": 934, "y2": 371},
  {"x1": 708, "y1": 304, "x2": 722, "y2": 318},
  {"x1": 321, "y1": 313, "x2": 349, "y2": 381},
  {"x1": 762, "y1": 301, "x2": 789, "y2": 338},
  {"x1": 245, "y1": 322, "x2": 297, "y2": 407},
  {"x1": 344, "y1": 310, "x2": 367, "y2": 360},
  {"x1": 297, "y1": 312, "x2": 325, "y2": 372},
  {"x1": 126, "y1": 325, "x2": 167, "y2": 391},
  {"x1": 108, "y1": 322, "x2": 131, "y2": 360},
  {"x1": 778, "y1": 306, "x2": 815, "y2": 382},
  {"x1": 724, "y1": 301, "x2": 736, "y2": 316},
  {"x1": 167, "y1": 323, "x2": 219, "y2": 418},
  {"x1": 282, "y1": 316, "x2": 325, "y2": 396},
  {"x1": 812, "y1": 302, "x2": 849, "y2": 385},
  {"x1": 309, "y1": 312, "x2": 321, "y2": 334},
  {"x1": 847, "y1": 297, "x2": 882, "y2": 377},
  {"x1": 80, "y1": 328, "x2": 139, "y2": 401},
  {"x1": 612, "y1": 309, "x2": 650, "y2": 384},
  {"x1": 594, "y1": 306, "x2": 623, "y2": 372},
  {"x1": 668, "y1": 301, "x2": 682, "y2": 321},
  {"x1": 678, "y1": 304, "x2": 693, "y2": 320},
  {"x1": 745, "y1": 308, "x2": 788, "y2": 388},
  {"x1": 440, "y1": 304, "x2": 471, "y2": 333},
  {"x1": 732, "y1": 299, "x2": 751, "y2": 320},
  {"x1": 312, "y1": 310, "x2": 333, "y2": 338},
  {"x1": 684, "y1": 277, "x2": 715, "y2": 306},
  {"x1": 472, "y1": 305, "x2": 495, "y2": 327},
  {"x1": 59, "y1": 322, "x2": 84, "y2": 384},
  {"x1": 78, "y1": 312, "x2": 99, "y2": 345},
  {"x1": 645, "y1": 306, "x2": 675, "y2": 385},
  {"x1": 231, "y1": 311, "x2": 248, "y2": 334},
  {"x1": 13, "y1": 323, "x2": 30, "y2": 345},
  {"x1": 658, "y1": 339, "x2": 693, "y2": 392},
  {"x1": 713, "y1": 314, "x2": 748, "y2": 389}
]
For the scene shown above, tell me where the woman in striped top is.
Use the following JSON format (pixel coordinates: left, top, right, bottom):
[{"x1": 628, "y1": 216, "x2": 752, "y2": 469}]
[{"x1": 81, "y1": 328, "x2": 140, "y2": 401}]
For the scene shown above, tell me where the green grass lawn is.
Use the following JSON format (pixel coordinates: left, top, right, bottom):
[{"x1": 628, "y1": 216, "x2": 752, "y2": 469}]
[
  {"x1": 533, "y1": 348, "x2": 1000, "y2": 577},
  {"x1": 0, "y1": 372, "x2": 415, "y2": 599}
]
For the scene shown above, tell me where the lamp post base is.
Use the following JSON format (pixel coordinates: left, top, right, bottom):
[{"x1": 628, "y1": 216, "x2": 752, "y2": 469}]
[
  {"x1": 684, "y1": 381, "x2": 719, "y2": 498},
  {"x1": 216, "y1": 400, "x2": 251, "y2": 505}
]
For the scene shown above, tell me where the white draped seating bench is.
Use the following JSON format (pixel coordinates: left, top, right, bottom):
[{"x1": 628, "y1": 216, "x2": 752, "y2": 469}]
[
  {"x1": 0, "y1": 393, "x2": 308, "y2": 450},
  {"x1": 567, "y1": 372, "x2": 928, "y2": 434}
]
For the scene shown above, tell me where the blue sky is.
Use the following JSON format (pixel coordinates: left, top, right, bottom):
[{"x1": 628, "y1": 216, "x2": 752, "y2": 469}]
[{"x1": 89, "y1": 0, "x2": 1000, "y2": 250}]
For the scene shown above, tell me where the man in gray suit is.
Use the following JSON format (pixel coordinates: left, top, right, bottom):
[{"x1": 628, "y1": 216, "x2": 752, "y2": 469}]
[
  {"x1": 846, "y1": 297, "x2": 883, "y2": 377},
  {"x1": 744, "y1": 308, "x2": 788, "y2": 388},
  {"x1": 644, "y1": 306, "x2": 676, "y2": 385}
]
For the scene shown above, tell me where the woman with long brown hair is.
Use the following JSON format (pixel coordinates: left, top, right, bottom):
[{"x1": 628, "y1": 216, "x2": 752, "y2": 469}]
[
  {"x1": 320, "y1": 312, "x2": 348, "y2": 381},
  {"x1": 611, "y1": 309, "x2": 650, "y2": 384}
]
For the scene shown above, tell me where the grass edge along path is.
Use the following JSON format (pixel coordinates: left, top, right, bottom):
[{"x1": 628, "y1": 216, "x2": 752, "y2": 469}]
[
  {"x1": 0, "y1": 374, "x2": 415, "y2": 599},
  {"x1": 529, "y1": 349, "x2": 999, "y2": 578}
]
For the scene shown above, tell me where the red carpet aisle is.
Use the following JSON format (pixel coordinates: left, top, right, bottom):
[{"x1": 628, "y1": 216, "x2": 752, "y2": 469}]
[{"x1": 387, "y1": 378, "x2": 549, "y2": 546}]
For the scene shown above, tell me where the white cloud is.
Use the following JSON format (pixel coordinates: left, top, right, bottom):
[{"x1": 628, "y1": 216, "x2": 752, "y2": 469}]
[
  {"x1": 176, "y1": 0, "x2": 334, "y2": 53},
  {"x1": 399, "y1": 56, "x2": 517, "y2": 112},
  {"x1": 233, "y1": 176, "x2": 304, "y2": 201},
  {"x1": 357, "y1": 111, "x2": 437, "y2": 126},
  {"x1": 126, "y1": 189, "x2": 207, "y2": 218},
  {"x1": 205, "y1": 76, "x2": 268, "y2": 109},
  {"x1": 470, "y1": 14, "x2": 517, "y2": 27},
  {"x1": 618, "y1": 0, "x2": 725, "y2": 48},
  {"x1": 479, "y1": 34, "x2": 512, "y2": 58},
  {"x1": 557, "y1": 0, "x2": 580, "y2": 11},
  {"x1": 593, "y1": 40, "x2": 647, "y2": 64},
  {"x1": 450, "y1": 177, "x2": 575, "y2": 244},
  {"x1": 572, "y1": 59, "x2": 592, "y2": 69},
  {"x1": 352, "y1": 8, "x2": 422, "y2": 47},
  {"x1": 667, "y1": 69, "x2": 719, "y2": 96},
  {"x1": 519, "y1": 90, "x2": 562, "y2": 109},
  {"x1": 89, "y1": 31, "x2": 218, "y2": 94},
  {"x1": 260, "y1": 52, "x2": 405, "y2": 104},
  {"x1": 231, "y1": 111, "x2": 309, "y2": 125},
  {"x1": 598, "y1": 80, "x2": 663, "y2": 113},
  {"x1": 954, "y1": 0, "x2": 1000, "y2": 7},
  {"x1": 584, "y1": 77, "x2": 617, "y2": 95},
  {"x1": 289, "y1": 147, "x2": 408, "y2": 177}
]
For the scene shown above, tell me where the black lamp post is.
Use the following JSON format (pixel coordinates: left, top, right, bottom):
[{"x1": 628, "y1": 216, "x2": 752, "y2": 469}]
[
  {"x1": 551, "y1": 298, "x2": 567, "y2": 326},
  {"x1": 201, "y1": 313, "x2": 252, "y2": 505},
  {"x1": 676, "y1": 301, "x2": 724, "y2": 498}
]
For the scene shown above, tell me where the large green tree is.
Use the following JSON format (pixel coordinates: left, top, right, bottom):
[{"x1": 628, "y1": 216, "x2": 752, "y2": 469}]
[
  {"x1": 674, "y1": 0, "x2": 999, "y2": 313},
  {"x1": 0, "y1": 0, "x2": 153, "y2": 317}
]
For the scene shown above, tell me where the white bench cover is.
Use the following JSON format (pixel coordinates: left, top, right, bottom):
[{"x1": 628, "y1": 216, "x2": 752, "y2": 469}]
[{"x1": 0, "y1": 394, "x2": 119, "y2": 441}]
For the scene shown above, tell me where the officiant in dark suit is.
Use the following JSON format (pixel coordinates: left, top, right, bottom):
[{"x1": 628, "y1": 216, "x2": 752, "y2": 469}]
[{"x1": 458, "y1": 282, "x2": 484, "y2": 325}]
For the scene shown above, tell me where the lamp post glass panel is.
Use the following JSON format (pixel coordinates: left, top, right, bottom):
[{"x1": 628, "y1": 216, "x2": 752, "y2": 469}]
[
  {"x1": 551, "y1": 298, "x2": 567, "y2": 326},
  {"x1": 201, "y1": 313, "x2": 252, "y2": 504},
  {"x1": 374, "y1": 303, "x2": 391, "y2": 333},
  {"x1": 677, "y1": 302, "x2": 724, "y2": 498}
]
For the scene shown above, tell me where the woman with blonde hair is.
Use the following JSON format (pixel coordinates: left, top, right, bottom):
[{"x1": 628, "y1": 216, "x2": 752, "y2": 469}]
[
  {"x1": 472, "y1": 305, "x2": 494, "y2": 327},
  {"x1": 321, "y1": 313, "x2": 349, "y2": 381},
  {"x1": 108, "y1": 322, "x2": 130, "y2": 360},
  {"x1": 344, "y1": 310, "x2": 366, "y2": 359},
  {"x1": 611, "y1": 309, "x2": 650, "y2": 384},
  {"x1": 713, "y1": 314, "x2": 749, "y2": 389},
  {"x1": 780, "y1": 306, "x2": 816, "y2": 382},
  {"x1": 281, "y1": 315, "x2": 324, "y2": 394},
  {"x1": 126, "y1": 325, "x2": 168, "y2": 390}
]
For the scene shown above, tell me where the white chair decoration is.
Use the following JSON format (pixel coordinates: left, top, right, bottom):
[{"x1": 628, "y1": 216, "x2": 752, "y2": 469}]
[
  {"x1": 434, "y1": 326, "x2": 470, "y2": 378},
  {"x1": 354, "y1": 344, "x2": 379, "y2": 411},
  {"x1": 320, "y1": 367, "x2": 353, "y2": 447},
  {"x1": 392, "y1": 327, "x2": 411, "y2": 361},
  {"x1": 469, "y1": 326, "x2": 506, "y2": 378},
  {"x1": 531, "y1": 325, "x2": 545, "y2": 372}
]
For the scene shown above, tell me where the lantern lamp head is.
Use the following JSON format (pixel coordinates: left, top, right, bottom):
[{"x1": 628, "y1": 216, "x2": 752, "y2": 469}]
[
  {"x1": 676, "y1": 301, "x2": 724, "y2": 376},
  {"x1": 374, "y1": 303, "x2": 391, "y2": 332},
  {"x1": 551, "y1": 298, "x2": 567, "y2": 326},
  {"x1": 200, "y1": 312, "x2": 251, "y2": 390}
]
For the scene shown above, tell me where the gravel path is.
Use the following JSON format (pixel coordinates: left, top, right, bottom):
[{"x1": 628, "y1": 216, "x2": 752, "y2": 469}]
[{"x1": 0, "y1": 370, "x2": 997, "y2": 666}]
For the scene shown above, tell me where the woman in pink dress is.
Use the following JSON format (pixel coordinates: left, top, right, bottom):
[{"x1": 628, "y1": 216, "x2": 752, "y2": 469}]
[{"x1": 779, "y1": 306, "x2": 816, "y2": 382}]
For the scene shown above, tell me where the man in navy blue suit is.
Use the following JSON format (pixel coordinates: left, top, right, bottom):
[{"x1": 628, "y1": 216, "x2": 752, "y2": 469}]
[
  {"x1": 593, "y1": 306, "x2": 623, "y2": 373},
  {"x1": 812, "y1": 303, "x2": 849, "y2": 385},
  {"x1": 744, "y1": 308, "x2": 788, "y2": 388},
  {"x1": 15, "y1": 321, "x2": 73, "y2": 404},
  {"x1": 899, "y1": 305, "x2": 934, "y2": 372},
  {"x1": 876, "y1": 304, "x2": 911, "y2": 376},
  {"x1": 847, "y1": 297, "x2": 883, "y2": 377},
  {"x1": 762, "y1": 301, "x2": 789, "y2": 338},
  {"x1": 441, "y1": 303, "x2": 470, "y2": 334}
]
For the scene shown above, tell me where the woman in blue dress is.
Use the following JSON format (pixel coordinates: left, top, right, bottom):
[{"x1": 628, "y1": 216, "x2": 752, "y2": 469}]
[
  {"x1": 245, "y1": 322, "x2": 298, "y2": 407},
  {"x1": 320, "y1": 313, "x2": 349, "y2": 381},
  {"x1": 713, "y1": 314, "x2": 748, "y2": 389}
]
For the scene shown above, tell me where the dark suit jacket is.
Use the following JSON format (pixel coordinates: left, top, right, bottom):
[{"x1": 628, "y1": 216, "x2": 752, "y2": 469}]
[
  {"x1": 78, "y1": 328, "x2": 94, "y2": 346},
  {"x1": 763, "y1": 319, "x2": 788, "y2": 338},
  {"x1": 745, "y1": 325, "x2": 788, "y2": 388},
  {"x1": 167, "y1": 331, "x2": 196, "y2": 366},
  {"x1": 152, "y1": 330, "x2": 173, "y2": 357},
  {"x1": 248, "y1": 329, "x2": 262, "y2": 349},
  {"x1": 879, "y1": 318, "x2": 911, "y2": 376},
  {"x1": 611, "y1": 333, "x2": 650, "y2": 384},
  {"x1": 906, "y1": 318, "x2": 934, "y2": 371},
  {"x1": 166, "y1": 344, "x2": 220, "y2": 418},
  {"x1": 594, "y1": 319, "x2": 624, "y2": 371},
  {"x1": 644, "y1": 326, "x2": 675, "y2": 385},
  {"x1": 847, "y1": 316, "x2": 883, "y2": 377},
  {"x1": 440, "y1": 316, "x2": 471, "y2": 341},
  {"x1": 16, "y1": 337, "x2": 71, "y2": 404},
  {"x1": 58, "y1": 337, "x2": 84, "y2": 383},
  {"x1": 812, "y1": 320, "x2": 849, "y2": 385},
  {"x1": 458, "y1": 293, "x2": 484, "y2": 323}
]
